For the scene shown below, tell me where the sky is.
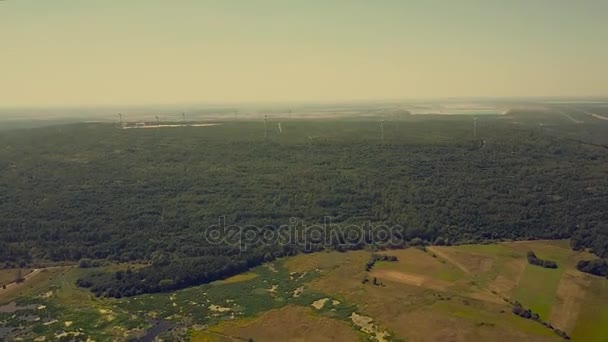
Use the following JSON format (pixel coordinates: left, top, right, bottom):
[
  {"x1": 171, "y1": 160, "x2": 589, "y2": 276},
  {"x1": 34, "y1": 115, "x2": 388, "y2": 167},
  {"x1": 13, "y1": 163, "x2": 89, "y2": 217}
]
[{"x1": 1, "y1": 0, "x2": 607, "y2": 107}]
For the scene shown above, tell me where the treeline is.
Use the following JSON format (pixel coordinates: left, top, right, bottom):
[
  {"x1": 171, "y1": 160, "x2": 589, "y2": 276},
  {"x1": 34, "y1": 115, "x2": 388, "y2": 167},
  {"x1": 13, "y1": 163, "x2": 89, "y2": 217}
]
[
  {"x1": 571, "y1": 223, "x2": 608, "y2": 279},
  {"x1": 80, "y1": 242, "x2": 400, "y2": 298},
  {"x1": 365, "y1": 253, "x2": 398, "y2": 272},
  {"x1": 77, "y1": 243, "x2": 306, "y2": 298},
  {"x1": 571, "y1": 223, "x2": 608, "y2": 258},
  {"x1": 78, "y1": 253, "x2": 266, "y2": 298},
  {"x1": 576, "y1": 259, "x2": 608, "y2": 278},
  {"x1": 526, "y1": 251, "x2": 557, "y2": 269},
  {"x1": 511, "y1": 301, "x2": 569, "y2": 340}
]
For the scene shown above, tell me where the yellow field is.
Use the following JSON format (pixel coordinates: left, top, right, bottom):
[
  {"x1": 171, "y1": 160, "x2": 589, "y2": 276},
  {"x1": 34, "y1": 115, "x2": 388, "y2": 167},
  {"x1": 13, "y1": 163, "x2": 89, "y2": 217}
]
[
  {"x1": 191, "y1": 306, "x2": 360, "y2": 342},
  {"x1": 281, "y1": 240, "x2": 605, "y2": 341},
  {"x1": 0, "y1": 268, "x2": 34, "y2": 286},
  {"x1": 220, "y1": 272, "x2": 258, "y2": 284}
]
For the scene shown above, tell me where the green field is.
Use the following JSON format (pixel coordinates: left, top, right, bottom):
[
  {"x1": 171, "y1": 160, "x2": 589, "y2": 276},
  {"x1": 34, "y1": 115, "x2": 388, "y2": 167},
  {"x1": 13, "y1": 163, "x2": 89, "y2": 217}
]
[
  {"x1": 511, "y1": 245, "x2": 571, "y2": 319},
  {"x1": 571, "y1": 278, "x2": 608, "y2": 341}
]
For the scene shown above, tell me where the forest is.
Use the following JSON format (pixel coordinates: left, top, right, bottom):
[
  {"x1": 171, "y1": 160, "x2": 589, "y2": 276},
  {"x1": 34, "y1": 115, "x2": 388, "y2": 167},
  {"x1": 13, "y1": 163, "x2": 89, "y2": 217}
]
[{"x1": 0, "y1": 114, "x2": 607, "y2": 297}]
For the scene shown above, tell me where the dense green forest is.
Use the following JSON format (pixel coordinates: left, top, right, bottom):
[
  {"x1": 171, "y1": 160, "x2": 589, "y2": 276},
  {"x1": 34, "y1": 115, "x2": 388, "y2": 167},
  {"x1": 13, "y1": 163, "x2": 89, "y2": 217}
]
[{"x1": 0, "y1": 113, "x2": 607, "y2": 297}]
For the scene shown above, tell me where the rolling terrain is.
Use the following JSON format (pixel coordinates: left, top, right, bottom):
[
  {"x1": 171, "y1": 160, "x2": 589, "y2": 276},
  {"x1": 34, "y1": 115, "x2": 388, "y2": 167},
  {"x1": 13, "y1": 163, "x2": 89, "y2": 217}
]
[
  {"x1": 1, "y1": 240, "x2": 607, "y2": 341},
  {"x1": 0, "y1": 106, "x2": 607, "y2": 340}
]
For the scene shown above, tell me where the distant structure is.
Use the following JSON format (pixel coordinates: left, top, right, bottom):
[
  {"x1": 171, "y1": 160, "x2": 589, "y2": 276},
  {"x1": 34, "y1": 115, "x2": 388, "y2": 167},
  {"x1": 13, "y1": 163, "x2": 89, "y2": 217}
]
[
  {"x1": 182, "y1": 112, "x2": 186, "y2": 123},
  {"x1": 264, "y1": 115, "x2": 268, "y2": 139},
  {"x1": 278, "y1": 122, "x2": 283, "y2": 133},
  {"x1": 380, "y1": 120, "x2": 385, "y2": 142},
  {"x1": 155, "y1": 115, "x2": 160, "y2": 127},
  {"x1": 118, "y1": 113, "x2": 123, "y2": 128},
  {"x1": 473, "y1": 117, "x2": 478, "y2": 138}
]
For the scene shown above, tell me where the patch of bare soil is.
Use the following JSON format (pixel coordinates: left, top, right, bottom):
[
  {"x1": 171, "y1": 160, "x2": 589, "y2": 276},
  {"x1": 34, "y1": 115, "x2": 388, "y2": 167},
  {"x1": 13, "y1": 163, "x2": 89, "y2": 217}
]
[{"x1": 371, "y1": 269, "x2": 450, "y2": 291}]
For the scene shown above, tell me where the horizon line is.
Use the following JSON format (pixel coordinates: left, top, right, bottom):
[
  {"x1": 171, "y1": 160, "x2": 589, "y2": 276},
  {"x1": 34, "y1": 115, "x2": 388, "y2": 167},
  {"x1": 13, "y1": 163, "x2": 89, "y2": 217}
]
[{"x1": 1, "y1": 95, "x2": 608, "y2": 110}]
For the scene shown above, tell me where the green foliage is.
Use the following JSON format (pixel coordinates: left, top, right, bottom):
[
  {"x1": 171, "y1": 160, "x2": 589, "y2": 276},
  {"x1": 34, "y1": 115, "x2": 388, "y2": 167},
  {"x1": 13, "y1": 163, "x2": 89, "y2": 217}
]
[
  {"x1": 526, "y1": 251, "x2": 558, "y2": 269},
  {"x1": 78, "y1": 258, "x2": 101, "y2": 268},
  {"x1": 0, "y1": 118, "x2": 606, "y2": 296},
  {"x1": 577, "y1": 259, "x2": 608, "y2": 278},
  {"x1": 510, "y1": 301, "x2": 570, "y2": 340},
  {"x1": 365, "y1": 253, "x2": 398, "y2": 271},
  {"x1": 571, "y1": 223, "x2": 608, "y2": 258}
]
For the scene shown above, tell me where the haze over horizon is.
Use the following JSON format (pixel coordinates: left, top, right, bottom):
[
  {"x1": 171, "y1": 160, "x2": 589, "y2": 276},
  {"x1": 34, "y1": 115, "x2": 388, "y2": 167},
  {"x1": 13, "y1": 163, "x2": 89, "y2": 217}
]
[{"x1": 1, "y1": 0, "x2": 607, "y2": 107}]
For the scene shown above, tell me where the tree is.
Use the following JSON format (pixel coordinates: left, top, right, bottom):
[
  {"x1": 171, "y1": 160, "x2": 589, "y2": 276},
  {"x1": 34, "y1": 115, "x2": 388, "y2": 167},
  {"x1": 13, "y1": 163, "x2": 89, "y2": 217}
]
[
  {"x1": 577, "y1": 259, "x2": 608, "y2": 277},
  {"x1": 410, "y1": 238, "x2": 424, "y2": 246},
  {"x1": 15, "y1": 269, "x2": 24, "y2": 283},
  {"x1": 527, "y1": 251, "x2": 558, "y2": 269},
  {"x1": 151, "y1": 251, "x2": 170, "y2": 267},
  {"x1": 434, "y1": 237, "x2": 446, "y2": 246}
]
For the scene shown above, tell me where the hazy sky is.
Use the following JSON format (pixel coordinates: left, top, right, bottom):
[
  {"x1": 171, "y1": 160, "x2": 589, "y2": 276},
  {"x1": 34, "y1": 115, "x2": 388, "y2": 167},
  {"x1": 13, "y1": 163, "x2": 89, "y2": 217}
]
[{"x1": 1, "y1": 0, "x2": 607, "y2": 106}]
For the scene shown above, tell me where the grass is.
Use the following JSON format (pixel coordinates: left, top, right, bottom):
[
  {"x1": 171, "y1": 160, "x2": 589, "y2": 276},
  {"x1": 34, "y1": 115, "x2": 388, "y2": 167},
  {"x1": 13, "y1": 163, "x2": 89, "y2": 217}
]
[
  {"x1": 512, "y1": 265, "x2": 564, "y2": 319},
  {"x1": 452, "y1": 243, "x2": 520, "y2": 258},
  {"x1": 0, "y1": 265, "x2": 152, "y2": 341},
  {"x1": 432, "y1": 300, "x2": 557, "y2": 338},
  {"x1": 220, "y1": 272, "x2": 258, "y2": 284},
  {"x1": 0, "y1": 267, "x2": 67, "y2": 305},
  {"x1": 2, "y1": 240, "x2": 606, "y2": 341},
  {"x1": 375, "y1": 248, "x2": 466, "y2": 282},
  {"x1": 283, "y1": 250, "x2": 350, "y2": 273},
  {"x1": 571, "y1": 277, "x2": 608, "y2": 341},
  {"x1": 510, "y1": 241, "x2": 572, "y2": 319},
  {"x1": 192, "y1": 306, "x2": 361, "y2": 342},
  {"x1": 0, "y1": 268, "x2": 34, "y2": 286}
]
